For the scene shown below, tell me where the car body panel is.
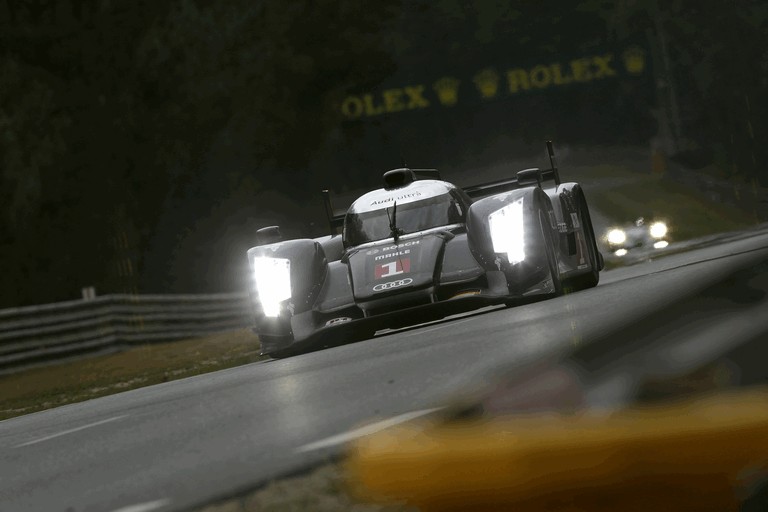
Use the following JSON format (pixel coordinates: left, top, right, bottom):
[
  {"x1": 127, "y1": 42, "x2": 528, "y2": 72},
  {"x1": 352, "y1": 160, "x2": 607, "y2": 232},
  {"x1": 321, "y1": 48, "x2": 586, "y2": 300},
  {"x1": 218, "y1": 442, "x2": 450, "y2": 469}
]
[{"x1": 348, "y1": 234, "x2": 444, "y2": 303}]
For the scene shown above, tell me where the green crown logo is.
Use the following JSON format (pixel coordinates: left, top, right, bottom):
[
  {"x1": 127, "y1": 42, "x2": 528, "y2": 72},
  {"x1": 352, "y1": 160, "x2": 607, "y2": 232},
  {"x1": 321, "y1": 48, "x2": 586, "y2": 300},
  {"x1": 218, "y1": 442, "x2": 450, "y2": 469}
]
[
  {"x1": 433, "y1": 77, "x2": 461, "y2": 106},
  {"x1": 623, "y1": 46, "x2": 646, "y2": 75},
  {"x1": 473, "y1": 68, "x2": 500, "y2": 99}
]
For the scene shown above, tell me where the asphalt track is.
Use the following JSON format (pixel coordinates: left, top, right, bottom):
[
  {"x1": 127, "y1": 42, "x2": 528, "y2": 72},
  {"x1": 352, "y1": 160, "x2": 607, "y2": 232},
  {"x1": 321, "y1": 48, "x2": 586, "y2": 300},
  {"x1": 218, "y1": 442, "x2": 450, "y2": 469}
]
[{"x1": 1, "y1": 228, "x2": 768, "y2": 512}]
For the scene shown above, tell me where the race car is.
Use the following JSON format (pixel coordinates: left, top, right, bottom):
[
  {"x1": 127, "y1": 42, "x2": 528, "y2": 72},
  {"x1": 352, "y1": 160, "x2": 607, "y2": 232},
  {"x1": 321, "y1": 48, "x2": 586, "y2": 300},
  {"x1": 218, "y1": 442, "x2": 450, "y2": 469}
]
[
  {"x1": 605, "y1": 217, "x2": 670, "y2": 257},
  {"x1": 247, "y1": 142, "x2": 603, "y2": 358}
]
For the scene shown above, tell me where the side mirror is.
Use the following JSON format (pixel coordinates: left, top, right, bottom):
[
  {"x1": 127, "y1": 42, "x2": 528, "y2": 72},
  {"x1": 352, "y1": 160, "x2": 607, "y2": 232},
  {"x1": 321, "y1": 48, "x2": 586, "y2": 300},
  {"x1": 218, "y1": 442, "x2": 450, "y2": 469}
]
[
  {"x1": 516, "y1": 168, "x2": 542, "y2": 188},
  {"x1": 256, "y1": 226, "x2": 282, "y2": 246}
]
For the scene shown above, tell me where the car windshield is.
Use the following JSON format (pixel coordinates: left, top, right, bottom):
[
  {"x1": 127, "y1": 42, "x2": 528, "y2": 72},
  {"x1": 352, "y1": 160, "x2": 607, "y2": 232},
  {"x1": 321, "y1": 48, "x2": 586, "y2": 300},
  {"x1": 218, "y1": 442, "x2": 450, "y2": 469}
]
[{"x1": 344, "y1": 192, "x2": 463, "y2": 247}]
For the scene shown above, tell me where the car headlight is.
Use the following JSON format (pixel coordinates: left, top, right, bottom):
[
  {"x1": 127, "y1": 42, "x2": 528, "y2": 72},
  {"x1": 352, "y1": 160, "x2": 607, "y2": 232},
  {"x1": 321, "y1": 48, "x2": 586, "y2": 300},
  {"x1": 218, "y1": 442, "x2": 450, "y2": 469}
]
[
  {"x1": 650, "y1": 221, "x2": 668, "y2": 239},
  {"x1": 488, "y1": 198, "x2": 525, "y2": 264},
  {"x1": 607, "y1": 228, "x2": 626, "y2": 245},
  {"x1": 252, "y1": 257, "x2": 291, "y2": 317}
]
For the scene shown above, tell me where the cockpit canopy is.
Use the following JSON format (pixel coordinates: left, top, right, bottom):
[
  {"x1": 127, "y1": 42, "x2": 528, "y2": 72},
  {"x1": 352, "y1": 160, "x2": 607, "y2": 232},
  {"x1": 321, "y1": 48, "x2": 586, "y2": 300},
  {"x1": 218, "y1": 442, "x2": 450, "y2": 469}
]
[{"x1": 343, "y1": 180, "x2": 469, "y2": 247}]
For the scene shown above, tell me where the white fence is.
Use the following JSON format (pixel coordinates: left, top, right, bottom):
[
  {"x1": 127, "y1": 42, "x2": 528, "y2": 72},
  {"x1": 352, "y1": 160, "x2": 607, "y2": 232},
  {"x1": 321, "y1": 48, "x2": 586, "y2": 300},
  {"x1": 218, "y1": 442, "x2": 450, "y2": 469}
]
[{"x1": 0, "y1": 293, "x2": 252, "y2": 374}]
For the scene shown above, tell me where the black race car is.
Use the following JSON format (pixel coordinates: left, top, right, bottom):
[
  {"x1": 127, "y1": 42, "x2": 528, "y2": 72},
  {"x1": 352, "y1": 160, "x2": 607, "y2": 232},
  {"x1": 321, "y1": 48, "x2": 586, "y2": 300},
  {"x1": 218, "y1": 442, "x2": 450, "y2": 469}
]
[{"x1": 247, "y1": 142, "x2": 603, "y2": 358}]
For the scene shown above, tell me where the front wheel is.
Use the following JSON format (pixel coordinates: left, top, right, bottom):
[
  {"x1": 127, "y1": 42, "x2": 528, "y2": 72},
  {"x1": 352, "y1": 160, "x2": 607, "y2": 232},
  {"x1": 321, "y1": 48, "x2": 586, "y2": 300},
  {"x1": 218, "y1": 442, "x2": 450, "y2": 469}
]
[{"x1": 258, "y1": 334, "x2": 299, "y2": 359}]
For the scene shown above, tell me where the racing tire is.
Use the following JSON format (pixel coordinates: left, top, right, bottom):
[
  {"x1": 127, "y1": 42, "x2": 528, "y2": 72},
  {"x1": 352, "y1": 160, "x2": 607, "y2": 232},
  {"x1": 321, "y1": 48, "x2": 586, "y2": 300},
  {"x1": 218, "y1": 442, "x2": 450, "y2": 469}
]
[
  {"x1": 266, "y1": 324, "x2": 376, "y2": 358},
  {"x1": 541, "y1": 208, "x2": 563, "y2": 296},
  {"x1": 266, "y1": 348, "x2": 300, "y2": 359},
  {"x1": 259, "y1": 334, "x2": 301, "y2": 359},
  {"x1": 563, "y1": 192, "x2": 600, "y2": 292}
]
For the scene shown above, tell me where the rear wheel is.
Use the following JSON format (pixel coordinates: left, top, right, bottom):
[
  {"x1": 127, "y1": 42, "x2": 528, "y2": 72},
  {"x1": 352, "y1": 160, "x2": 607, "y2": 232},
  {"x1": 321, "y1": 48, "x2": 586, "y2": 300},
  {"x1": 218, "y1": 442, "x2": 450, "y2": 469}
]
[
  {"x1": 540, "y1": 209, "x2": 563, "y2": 296},
  {"x1": 564, "y1": 193, "x2": 600, "y2": 292}
]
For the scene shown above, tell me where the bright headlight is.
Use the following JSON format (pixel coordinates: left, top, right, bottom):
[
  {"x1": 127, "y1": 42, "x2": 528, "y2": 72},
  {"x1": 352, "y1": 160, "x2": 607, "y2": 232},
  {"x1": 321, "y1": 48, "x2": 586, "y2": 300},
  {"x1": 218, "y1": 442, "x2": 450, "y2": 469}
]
[
  {"x1": 253, "y1": 257, "x2": 291, "y2": 317},
  {"x1": 607, "y1": 228, "x2": 626, "y2": 245},
  {"x1": 488, "y1": 198, "x2": 525, "y2": 264},
  {"x1": 650, "y1": 221, "x2": 668, "y2": 239}
]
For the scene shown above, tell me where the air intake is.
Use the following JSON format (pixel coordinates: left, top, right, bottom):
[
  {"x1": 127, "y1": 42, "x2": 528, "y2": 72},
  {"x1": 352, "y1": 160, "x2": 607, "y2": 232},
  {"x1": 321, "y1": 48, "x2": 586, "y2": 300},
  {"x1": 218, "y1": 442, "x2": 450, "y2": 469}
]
[{"x1": 383, "y1": 168, "x2": 415, "y2": 189}]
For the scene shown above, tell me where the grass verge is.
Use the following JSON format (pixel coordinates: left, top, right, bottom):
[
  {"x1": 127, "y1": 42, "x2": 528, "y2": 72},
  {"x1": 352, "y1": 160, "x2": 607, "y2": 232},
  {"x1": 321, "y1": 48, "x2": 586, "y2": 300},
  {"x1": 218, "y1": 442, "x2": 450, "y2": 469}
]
[{"x1": 0, "y1": 329, "x2": 266, "y2": 421}]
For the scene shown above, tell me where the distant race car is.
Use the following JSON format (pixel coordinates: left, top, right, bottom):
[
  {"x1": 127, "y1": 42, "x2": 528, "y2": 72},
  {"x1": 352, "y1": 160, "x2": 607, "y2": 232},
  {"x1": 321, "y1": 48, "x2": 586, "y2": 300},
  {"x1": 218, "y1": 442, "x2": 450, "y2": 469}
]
[
  {"x1": 605, "y1": 217, "x2": 670, "y2": 257},
  {"x1": 247, "y1": 142, "x2": 603, "y2": 358}
]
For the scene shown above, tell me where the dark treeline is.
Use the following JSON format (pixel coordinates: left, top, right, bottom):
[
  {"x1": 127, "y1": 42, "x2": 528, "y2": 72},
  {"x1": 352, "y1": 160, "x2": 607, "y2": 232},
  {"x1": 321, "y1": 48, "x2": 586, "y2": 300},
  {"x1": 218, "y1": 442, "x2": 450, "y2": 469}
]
[{"x1": 0, "y1": 0, "x2": 766, "y2": 307}]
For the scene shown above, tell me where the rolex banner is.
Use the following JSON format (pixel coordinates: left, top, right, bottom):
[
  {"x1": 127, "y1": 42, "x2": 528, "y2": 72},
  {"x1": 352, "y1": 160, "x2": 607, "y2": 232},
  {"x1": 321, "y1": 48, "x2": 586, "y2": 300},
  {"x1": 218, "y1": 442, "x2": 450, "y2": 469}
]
[{"x1": 339, "y1": 45, "x2": 649, "y2": 120}]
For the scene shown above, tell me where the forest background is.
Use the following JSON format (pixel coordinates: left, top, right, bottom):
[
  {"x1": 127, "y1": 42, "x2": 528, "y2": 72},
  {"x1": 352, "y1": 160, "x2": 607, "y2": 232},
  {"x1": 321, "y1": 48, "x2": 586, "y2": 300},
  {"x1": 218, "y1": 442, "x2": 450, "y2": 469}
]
[{"x1": 1, "y1": 0, "x2": 765, "y2": 307}]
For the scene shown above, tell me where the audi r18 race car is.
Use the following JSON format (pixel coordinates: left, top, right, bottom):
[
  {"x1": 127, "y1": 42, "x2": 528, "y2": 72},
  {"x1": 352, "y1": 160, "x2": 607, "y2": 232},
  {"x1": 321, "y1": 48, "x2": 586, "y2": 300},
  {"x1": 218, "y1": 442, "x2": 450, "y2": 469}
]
[{"x1": 247, "y1": 142, "x2": 603, "y2": 358}]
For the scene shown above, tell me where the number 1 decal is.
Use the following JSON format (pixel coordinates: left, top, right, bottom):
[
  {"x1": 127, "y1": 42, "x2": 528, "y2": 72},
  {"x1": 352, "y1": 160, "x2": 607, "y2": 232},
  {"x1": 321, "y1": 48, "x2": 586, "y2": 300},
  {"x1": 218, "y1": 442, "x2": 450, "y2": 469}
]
[{"x1": 375, "y1": 259, "x2": 411, "y2": 279}]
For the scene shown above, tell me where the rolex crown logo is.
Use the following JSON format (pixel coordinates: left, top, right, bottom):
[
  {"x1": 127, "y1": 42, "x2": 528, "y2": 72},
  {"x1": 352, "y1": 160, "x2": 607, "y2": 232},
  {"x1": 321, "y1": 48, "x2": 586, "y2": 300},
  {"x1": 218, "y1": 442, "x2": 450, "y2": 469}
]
[
  {"x1": 473, "y1": 68, "x2": 500, "y2": 98},
  {"x1": 622, "y1": 46, "x2": 646, "y2": 75},
  {"x1": 433, "y1": 77, "x2": 461, "y2": 106}
]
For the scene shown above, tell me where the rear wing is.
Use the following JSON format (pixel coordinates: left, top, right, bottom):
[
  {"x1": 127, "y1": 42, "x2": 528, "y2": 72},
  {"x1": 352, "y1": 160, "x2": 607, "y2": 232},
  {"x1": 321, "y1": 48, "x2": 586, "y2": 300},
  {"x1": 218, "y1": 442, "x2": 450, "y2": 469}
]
[
  {"x1": 463, "y1": 140, "x2": 563, "y2": 199},
  {"x1": 411, "y1": 168, "x2": 441, "y2": 180},
  {"x1": 321, "y1": 189, "x2": 345, "y2": 235},
  {"x1": 463, "y1": 167, "x2": 556, "y2": 198}
]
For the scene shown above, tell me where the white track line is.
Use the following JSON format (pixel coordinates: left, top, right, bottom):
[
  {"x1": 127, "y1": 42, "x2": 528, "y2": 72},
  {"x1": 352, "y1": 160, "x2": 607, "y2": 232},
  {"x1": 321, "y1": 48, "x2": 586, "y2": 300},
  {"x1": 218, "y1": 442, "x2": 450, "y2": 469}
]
[
  {"x1": 110, "y1": 499, "x2": 170, "y2": 512},
  {"x1": 14, "y1": 415, "x2": 127, "y2": 448},
  {"x1": 296, "y1": 407, "x2": 442, "y2": 453}
]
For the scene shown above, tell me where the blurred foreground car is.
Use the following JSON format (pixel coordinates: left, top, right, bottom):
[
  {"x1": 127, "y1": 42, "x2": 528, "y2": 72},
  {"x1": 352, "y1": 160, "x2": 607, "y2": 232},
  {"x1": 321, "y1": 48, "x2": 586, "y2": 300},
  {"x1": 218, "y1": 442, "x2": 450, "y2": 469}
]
[
  {"x1": 605, "y1": 217, "x2": 670, "y2": 256},
  {"x1": 247, "y1": 142, "x2": 603, "y2": 358},
  {"x1": 347, "y1": 388, "x2": 768, "y2": 512}
]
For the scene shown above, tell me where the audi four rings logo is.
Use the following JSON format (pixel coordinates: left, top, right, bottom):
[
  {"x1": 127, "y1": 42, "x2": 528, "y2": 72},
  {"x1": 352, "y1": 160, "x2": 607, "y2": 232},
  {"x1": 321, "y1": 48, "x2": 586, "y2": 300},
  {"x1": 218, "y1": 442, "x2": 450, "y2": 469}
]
[{"x1": 373, "y1": 278, "x2": 413, "y2": 292}]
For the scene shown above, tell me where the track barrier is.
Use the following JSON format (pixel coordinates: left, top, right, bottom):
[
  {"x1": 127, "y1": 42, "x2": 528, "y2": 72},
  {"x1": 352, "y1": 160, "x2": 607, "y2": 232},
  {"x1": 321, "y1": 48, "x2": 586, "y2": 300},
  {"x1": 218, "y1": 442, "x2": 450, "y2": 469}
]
[{"x1": 0, "y1": 293, "x2": 251, "y2": 374}]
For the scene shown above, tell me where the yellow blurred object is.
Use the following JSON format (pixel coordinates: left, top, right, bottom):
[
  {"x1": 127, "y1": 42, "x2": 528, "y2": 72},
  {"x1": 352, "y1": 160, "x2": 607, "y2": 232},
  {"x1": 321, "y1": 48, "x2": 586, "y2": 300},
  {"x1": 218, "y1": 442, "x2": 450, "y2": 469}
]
[{"x1": 347, "y1": 389, "x2": 768, "y2": 511}]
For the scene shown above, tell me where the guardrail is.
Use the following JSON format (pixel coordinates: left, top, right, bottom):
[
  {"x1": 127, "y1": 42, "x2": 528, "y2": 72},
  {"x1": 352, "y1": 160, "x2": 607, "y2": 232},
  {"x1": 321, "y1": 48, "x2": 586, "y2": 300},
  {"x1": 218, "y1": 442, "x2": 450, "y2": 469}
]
[{"x1": 0, "y1": 293, "x2": 252, "y2": 374}]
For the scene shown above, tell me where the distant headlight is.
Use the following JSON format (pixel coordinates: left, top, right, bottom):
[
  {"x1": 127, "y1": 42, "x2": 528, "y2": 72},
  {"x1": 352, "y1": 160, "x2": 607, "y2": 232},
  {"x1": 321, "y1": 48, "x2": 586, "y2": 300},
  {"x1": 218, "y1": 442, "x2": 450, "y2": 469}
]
[
  {"x1": 489, "y1": 198, "x2": 525, "y2": 264},
  {"x1": 650, "y1": 221, "x2": 668, "y2": 239},
  {"x1": 253, "y1": 257, "x2": 291, "y2": 317},
  {"x1": 607, "y1": 228, "x2": 626, "y2": 245}
]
